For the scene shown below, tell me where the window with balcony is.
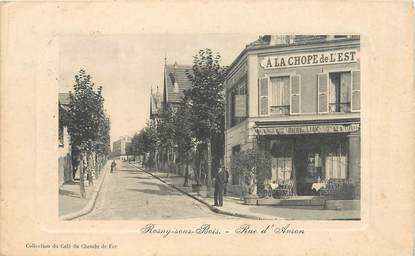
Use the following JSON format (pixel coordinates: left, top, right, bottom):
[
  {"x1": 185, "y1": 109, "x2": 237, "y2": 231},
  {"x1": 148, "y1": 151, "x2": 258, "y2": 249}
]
[
  {"x1": 258, "y1": 74, "x2": 301, "y2": 116},
  {"x1": 329, "y1": 72, "x2": 351, "y2": 113},
  {"x1": 318, "y1": 70, "x2": 360, "y2": 113}
]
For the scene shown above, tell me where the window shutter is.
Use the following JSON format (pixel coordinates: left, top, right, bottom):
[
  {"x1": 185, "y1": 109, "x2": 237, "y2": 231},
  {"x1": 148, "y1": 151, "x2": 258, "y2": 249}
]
[
  {"x1": 259, "y1": 77, "x2": 269, "y2": 116},
  {"x1": 317, "y1": 73, "x2": 329, "y2": 113},
  {"x1": 351, "y1": 70, "x2": 360, "y2": 112},
  {"x1": 290, "y1": 75, "x2": 301, "y2": 114}
]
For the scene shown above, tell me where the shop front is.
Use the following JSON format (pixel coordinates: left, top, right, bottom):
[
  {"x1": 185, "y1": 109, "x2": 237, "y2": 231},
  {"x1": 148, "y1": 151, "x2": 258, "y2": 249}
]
[{"x1": 256, "y1": 119, "x2": 360, "y2": 199}]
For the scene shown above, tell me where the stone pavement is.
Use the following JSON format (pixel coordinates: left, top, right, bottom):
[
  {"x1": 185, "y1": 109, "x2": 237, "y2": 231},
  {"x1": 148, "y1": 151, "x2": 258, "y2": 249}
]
[
  {"x1": 59, "y1": 161, "x2": 109, "y2": 217},
  {"x1": 130, "y1": 163, "x2": 360, "y2": 220}
]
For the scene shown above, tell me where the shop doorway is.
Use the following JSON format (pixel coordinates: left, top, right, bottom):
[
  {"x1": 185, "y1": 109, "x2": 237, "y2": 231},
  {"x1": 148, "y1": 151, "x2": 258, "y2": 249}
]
[{"x1": 294, "y1": 138, "x2": 323, "y2": 195}]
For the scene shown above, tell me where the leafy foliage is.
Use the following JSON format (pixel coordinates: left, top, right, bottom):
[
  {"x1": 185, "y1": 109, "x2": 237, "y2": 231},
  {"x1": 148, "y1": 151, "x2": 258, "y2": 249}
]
[
  {"x1": 184, "y1": 49, "x2": 228, "y2": 141},
  {"x1": 67, "y1": 69, "x2": 110, "y2": 154},
  {"x1": 229, "y1": 148, "x2": 271, "y2": 195}
]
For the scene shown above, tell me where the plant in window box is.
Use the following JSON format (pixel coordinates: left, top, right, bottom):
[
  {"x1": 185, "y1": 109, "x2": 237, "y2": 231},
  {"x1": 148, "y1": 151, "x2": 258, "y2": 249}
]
[{"x1": 229, "y1": 149, "x2": 271, "y2": 204}]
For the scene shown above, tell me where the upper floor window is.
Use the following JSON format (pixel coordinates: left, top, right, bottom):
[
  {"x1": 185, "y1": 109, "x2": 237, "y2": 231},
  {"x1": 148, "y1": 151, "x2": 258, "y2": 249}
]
[
  {"x1": 228, "y1": 80, "x2": 247, "y2": 128},
  {"x1": 318, "y1": 70, "x2": 360, "y2": 113},
  {"x1": 259, "y1": 74, "x2": 301, "y2": 116},
  {"x1": 329, "y1": 72, "x2": 351, "y2": 113},
  {"x1": 270, "y1": 76, "x2": 290, "y2": 115}
]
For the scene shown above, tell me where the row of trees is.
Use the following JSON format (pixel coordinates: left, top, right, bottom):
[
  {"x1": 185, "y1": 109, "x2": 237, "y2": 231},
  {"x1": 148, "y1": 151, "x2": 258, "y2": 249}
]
[
  {"x1": 128, "y1": 49, "x2": 228, "y2": 191},
  {"x1": 66, "y1": 69, "x2": 111, "y2": 198}
]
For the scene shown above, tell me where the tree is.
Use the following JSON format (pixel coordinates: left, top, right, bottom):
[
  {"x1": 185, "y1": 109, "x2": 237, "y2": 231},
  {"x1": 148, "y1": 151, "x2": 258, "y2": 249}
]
[
  {"x1": 67, "y1": 69, "x2": 110, "y2": 198},
  {"x1": 172, "y1": 97, "x2": 195, "y2": 186},
  {"x1": 185, "y1": 49, "x2": 228, "y2": 191},
  {"x1": 156, "y1": 109, "x2": 176, "y2": 174},
  {"x1": 229, "y1": 149, "x2": 271, "y2": 198}
]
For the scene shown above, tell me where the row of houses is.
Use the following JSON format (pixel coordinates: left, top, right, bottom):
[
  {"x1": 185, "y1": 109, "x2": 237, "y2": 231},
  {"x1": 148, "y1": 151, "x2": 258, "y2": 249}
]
[{"x1": 150, "y1": 35, "x2": 361, "y2": 200}]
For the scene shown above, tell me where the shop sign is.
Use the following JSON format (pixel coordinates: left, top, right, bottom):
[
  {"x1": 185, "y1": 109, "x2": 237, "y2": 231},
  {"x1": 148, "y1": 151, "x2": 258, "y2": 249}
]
[
  {"x1": 260, "y1": 49, "x2": 359, "y2": 69},
  {"x1": 256, "y1": 123, "x2": 360, "y2": 135}
]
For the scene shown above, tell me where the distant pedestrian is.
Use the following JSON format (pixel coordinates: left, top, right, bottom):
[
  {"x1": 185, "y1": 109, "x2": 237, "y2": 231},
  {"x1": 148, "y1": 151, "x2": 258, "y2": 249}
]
[
  {"x1": 214, "y1": 164, "x2": 227, "y2": 207},
  {"x1": 110, "y1": 160, "x2": 117, "y2": 173},
  {"x1": 223, "y1": 168, "x2": 230, "y2": 196}
]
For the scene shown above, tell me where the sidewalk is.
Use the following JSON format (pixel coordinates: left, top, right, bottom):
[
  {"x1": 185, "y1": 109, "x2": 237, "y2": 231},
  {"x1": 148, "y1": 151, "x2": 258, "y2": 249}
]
[
  {"x1": 59, "y1": 162, "x2": 109, "y2": 218},
  {"x1": 130, "y1": 163, "x2": 360, "y2": 220}
]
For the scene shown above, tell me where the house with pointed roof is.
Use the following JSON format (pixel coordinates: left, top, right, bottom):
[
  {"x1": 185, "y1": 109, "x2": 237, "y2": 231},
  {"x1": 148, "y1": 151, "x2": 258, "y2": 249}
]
[{"x1": 162, "y1": 62, "x2": 193, "y2": 111}]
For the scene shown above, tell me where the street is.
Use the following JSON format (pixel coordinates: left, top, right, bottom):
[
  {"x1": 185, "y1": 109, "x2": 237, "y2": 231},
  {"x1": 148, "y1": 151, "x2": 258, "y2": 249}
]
[{"x1": 79, "y1": 161, "x2": 232, "y2": 220}]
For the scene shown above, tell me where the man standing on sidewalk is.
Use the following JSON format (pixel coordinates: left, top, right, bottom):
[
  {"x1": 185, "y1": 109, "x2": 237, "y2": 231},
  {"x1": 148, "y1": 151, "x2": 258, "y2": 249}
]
[
  {"x1": 111, "y1": 160, "x2": 116, "y2": 173},
  {"x1": 223, "y1": 168, "x2": 229, "y2": 196},
  {"x1": 214, "y1": 164, "x2": 227, "y2": 207}
]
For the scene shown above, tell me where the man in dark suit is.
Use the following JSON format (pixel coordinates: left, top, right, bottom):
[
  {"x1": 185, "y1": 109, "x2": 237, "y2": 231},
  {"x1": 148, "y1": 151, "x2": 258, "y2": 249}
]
[
  {"x1": 223, "y1": 168, "x2": 230, "y2": 196},
  {"x1": 214, "y1": 165, "x2": 227, "y2": 207}
]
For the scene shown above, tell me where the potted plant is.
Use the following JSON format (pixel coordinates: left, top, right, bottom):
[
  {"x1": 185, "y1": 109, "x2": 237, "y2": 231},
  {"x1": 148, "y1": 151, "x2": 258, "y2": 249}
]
[{"x1": 229, "y1": 149, "x2": 271, "y2": 205}]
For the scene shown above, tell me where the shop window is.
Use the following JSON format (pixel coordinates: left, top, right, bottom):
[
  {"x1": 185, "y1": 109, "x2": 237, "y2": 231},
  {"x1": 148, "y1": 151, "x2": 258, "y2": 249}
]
[
  {"x1": 306, "y1": 153, "x2": 323, "y2": 179},
  {"x1": 325, "y1": 141, "x2": 348, "y2": 179},
  {"x1": 270, "y1": 140, "x2": 293, "y2": 181},
  {"x1": 228, "y1": 81, "x2": 247, "y2": 128}
]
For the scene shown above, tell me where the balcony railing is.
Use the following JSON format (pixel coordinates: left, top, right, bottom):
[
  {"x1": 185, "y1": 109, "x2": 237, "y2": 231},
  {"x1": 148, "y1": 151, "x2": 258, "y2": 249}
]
[
  {"x1": 329, "y1": 102, "x2": 351, "y2": 113},
  {"x1": 270, "y1": 105, "x2": 290, "y2": 115}
]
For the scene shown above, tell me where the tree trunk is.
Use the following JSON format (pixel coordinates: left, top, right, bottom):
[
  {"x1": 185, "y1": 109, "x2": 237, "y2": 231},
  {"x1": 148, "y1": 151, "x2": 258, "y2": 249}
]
[
  {"x1": 183, "y1": 151, "x2": 189, "y2": 187},
  {"x1": 207, "y1": 139, "x2": 212, "y2": 191},
  {"x1": 166, "y1": 148, "x2": 170, "y2": 177},
  {"x1": 195, "y1": 149, "x2": 201, "y2": 186},
  {"x1": 79, "y1": 155, "x2": 86, "y2": 198},
  {"x1": 87, "y1": 152, "x2": 94, "y2": 187}
]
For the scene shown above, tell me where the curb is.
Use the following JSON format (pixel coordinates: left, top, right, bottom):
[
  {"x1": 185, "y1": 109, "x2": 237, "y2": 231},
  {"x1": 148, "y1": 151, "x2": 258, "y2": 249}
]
[
  {"x1": 129, "y1": 163, "x2": 275, "y2": 220},
  {"x1": 60, "y1": 163, "x2": 109, "y2": 221}
]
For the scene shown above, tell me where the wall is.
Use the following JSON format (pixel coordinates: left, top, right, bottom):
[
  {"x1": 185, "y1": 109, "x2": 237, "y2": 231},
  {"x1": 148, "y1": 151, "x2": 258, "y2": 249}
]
[
  {"x1": 58, "y1": 127, "x2": 72, "y2": 186},
  {"x1": 256, "y1": 47, "x2": 360, "y2": 114}
]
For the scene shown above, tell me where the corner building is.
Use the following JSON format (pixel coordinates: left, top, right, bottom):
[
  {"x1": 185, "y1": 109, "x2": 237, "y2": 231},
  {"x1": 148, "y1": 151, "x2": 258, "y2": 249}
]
[{"x1": 225, "y1": 35, "x2": 360, "y2": 198}]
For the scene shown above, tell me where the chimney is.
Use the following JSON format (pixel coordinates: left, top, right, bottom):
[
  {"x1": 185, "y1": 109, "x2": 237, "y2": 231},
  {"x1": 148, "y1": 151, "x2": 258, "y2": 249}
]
[{"x1": 269, "y1": 35, "x2": 289, "y2": 46}]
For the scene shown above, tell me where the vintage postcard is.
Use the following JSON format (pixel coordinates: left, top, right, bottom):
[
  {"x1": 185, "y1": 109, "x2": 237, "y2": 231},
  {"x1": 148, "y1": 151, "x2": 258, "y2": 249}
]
[{"x1": 1, "y1": 1, "x2": 413, "y2": 256}]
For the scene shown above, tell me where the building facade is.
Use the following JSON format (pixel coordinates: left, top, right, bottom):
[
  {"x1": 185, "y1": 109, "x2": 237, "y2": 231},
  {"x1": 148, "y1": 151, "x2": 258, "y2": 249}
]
[
  {"x1": 112, "y1": 136, "x2": 132, "y2": 160},
  {"x1": 225, "y1": 35, "x2": 360, "y2": 198}
]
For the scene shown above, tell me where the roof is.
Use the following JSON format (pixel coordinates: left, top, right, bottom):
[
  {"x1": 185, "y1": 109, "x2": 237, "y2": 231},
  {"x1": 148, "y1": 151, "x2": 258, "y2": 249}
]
[
  {"x1": 58, "y1": 93, "x2": 70, "y2": 105},
  {"x1": 164, "y1": 63, "x2": 193, "y2": 103},
  {"x1": 150, "y1": 90, "x2": 163, "y2": 116},
  {"x1": 245, "y1": 35, "x2": 358, "y2": 51}
]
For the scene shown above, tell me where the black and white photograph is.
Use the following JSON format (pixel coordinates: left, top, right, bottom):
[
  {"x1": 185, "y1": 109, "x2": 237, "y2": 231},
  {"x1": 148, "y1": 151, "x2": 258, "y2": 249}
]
[
  {"x1": 2, "y1": 2, "x2": 414, "y2": 256},
  {"x1": 58, "y1": 35, "x2": 361, "y2": 221}
]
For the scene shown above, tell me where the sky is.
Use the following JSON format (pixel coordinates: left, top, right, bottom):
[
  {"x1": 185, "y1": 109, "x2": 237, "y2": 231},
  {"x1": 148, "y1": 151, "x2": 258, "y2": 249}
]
[{"x1": 59, "y1": 34, "x2": 258, "y2": 143}]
